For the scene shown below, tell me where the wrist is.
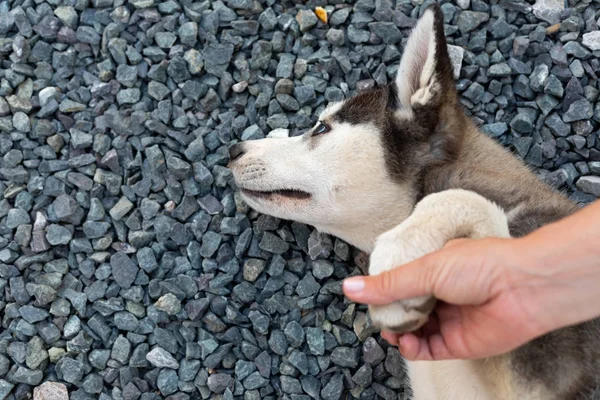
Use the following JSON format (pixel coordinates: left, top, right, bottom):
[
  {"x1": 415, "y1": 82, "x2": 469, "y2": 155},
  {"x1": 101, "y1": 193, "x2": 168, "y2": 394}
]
[{"x1": 510, "y1": 232, "x2": 600, "y2": 336}]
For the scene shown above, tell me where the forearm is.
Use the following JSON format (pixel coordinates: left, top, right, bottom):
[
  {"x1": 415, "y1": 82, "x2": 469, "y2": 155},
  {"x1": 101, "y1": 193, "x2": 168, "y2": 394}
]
[{"x1": 516, "y1": 200, "x2": 600, "y2": 333}]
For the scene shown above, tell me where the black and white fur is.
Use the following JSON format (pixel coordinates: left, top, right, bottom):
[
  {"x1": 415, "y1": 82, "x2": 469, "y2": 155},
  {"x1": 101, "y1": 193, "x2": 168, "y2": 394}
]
[{"x1": 230, "y1": 5, "x2": 599, "y2": 399}]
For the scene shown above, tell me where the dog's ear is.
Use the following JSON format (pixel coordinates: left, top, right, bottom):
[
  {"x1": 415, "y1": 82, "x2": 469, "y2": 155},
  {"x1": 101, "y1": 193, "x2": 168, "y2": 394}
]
[{"x1": 394, "y1": 4, "x2": 454, "y2": 111}]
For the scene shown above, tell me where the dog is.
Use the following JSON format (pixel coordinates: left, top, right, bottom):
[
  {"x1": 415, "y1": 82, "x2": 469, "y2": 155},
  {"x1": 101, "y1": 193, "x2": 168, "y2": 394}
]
[{"x1": 229, "y1": 4, "x2": 600, "y2": 399}]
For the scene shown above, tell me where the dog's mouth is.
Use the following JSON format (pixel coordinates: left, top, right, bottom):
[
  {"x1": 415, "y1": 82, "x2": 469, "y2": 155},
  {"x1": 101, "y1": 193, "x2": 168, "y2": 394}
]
[{"x1": 241, "y1": 188, "x2": 312, "y2": 201}]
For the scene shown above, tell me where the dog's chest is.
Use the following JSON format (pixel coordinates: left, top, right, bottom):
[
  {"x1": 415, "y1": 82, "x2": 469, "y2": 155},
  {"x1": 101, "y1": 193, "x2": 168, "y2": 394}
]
[{"x1": 407, "y1": 359, "x2": 498, "y2": 400}]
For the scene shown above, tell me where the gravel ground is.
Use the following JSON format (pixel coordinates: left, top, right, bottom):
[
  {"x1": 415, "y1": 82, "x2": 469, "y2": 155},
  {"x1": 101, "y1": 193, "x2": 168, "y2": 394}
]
[{"x1": 1, "y1": 0, "x2": 600, "y2": 399}]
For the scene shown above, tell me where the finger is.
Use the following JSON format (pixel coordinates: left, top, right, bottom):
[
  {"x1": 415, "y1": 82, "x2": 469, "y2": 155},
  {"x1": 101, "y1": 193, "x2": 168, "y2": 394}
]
[
  {"x1": 443, "y1": 238, "x2": 470, "y2": 249},
  {"x1": 381, "y1": 330, "x2": 400, "y2": 345},
  {"x1": 398, "y1": 334, "x2": 434, "y2": 361},
  {"x1": 427, "y1": 333, "x2": 454, "y2": 360},
  {"x1": 343, "y1": 255, "x2": 439, "y2": 305}
]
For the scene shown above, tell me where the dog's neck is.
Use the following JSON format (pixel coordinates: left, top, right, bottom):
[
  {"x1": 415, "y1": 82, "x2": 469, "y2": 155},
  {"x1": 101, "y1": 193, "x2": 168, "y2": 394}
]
[
  {"x1": 315, "y1": 187, "x2": 417, "y2": 254},
  {"x1": 321, "y1": 226, "x2": 382, "y2": 254},
  {"x1": 317, "y1": 208, "x2": 413, "y2": 254}
]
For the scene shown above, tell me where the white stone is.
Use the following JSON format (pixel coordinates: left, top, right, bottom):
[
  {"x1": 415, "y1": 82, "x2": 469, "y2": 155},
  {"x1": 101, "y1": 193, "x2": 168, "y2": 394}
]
[
  {"x1": 456, "y1": 0, "x2": 470, "y2": 10},
  {"x1": 532, "y1": 0, "x2": 564, "y2": 25},
  {"x1": 232, "y1": 81, "x2": 248, "y2": 93},
  {"x1": 146, "y1": 347, "x2": 180, "y2": 369},
  {"x1": 38, "y1": 87, "x2": 58, "y2": 107},
  {"x1": 267, "y1": 128, "x2": 290, "y2": 139},
  {"x1": 582, "y1": 31, "x2": 600, "y2": 51},
  {"x1": 447, "y1": 45, "x2": 465, "y2": 80}
]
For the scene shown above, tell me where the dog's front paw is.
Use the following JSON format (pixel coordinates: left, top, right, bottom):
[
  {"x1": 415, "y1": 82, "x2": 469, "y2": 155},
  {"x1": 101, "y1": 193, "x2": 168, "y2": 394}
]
[
  {"x1": 369, "y1": 297, "x2": 436, "y2": 334},
  {"x1": 368, "y1": 225, "x2": 441, "y2": 333}
]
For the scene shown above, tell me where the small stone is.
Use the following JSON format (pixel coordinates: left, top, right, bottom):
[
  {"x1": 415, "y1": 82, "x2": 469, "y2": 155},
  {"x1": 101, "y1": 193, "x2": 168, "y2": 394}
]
[
  {"x1": 312, "y1": 260, "x2": 334, "y2": 279},
  {"x1": 285, "y1": 321, "x2": 305, "y2": 347},
  {"x1": 110, "y1": 196, "x2": 134, "y2": 220},
  {"x1": 385, "y1": 347, "x2": 405, "y2": 377},
  {"x1": 26, "y1": 337, "x2": 48, "y2": 369},
  {"x1": 532, "y1": 0, "x2": 564, "y2": 25},
  {"x1": 56, "y1": 357, "x2": 84, "y2": 384},
  {"x1": 321, "y1": 374, "x2": 344, "y2": 400},
  {"x1": 276, "y1": 54, "x2": 295, "y2": 79},
  {"x1": 457, "y1": 11, "x2": 489, "y2": 34},
  {"x1": 582, "y1": 31, "x2": 600, "y2": 51},
  {"x1": 447, "y1": 45, "x2": 464, "y2": 80},
  {"x1": 463, "y1": 82, "x2": 485, "y2": 104},
  {"x1": 207, "y1": 373, "x2": 232, "y2": 394},
  {"x1": 564, "y1": 99, "x2": 593, "y2": 123},
  {"x1": 157, "y1": 369, "x2": 178, "y2": 396},
  {"x1": 12, "y1": 112, "x2": 30, "y2": 132},
  {"x1": 130, "y1": 0, "x2": 154, "y2": 8},
  {"x1": 296, "y1": 273, "x2": 320, "y2": 297},
  {"x1": 59, "y1": 99, "x2": 85, "y2": 113},
  {"x1": 154, "y1": 293, "x2": 181, "y2": 315},
  {"x1": 243, "y1": 258, "x2": 266, "y2": 282},
  {"x1": 46, "y1": 224, "x2": 72, "y2": 245},
  {"x1": 330, "y1": 8, "x2": 351, "y2": 25},
  {"x1": 352, "y1": 364, "x2": 373, "y2": 387},
  {"x1": 576, "y1": 176, "x2": 600, "y2": 196},
  {"x1": 33, "y1": 16, "x2": 60, "y2": 39},
  {"x1": 308, "y1": 230, "x2": 333, "y2": 260},
  {"x1": 544, "y1": 75, "x2": 564, "y2": 98},
  {"x1": 545, "y1": 113, "x2": 570, "y2": 137},
  {"x1": 488, "y1": 63, "x2": 511, "y2": 78},
  {"x1": 111, "y1": 335, "x2": 131, "y2": 364},
  {"x1": 116, "y1": 65, "x2": 138, "y2": 87},
  {"x1": 148, "y1": 81, "x2": 170, "y2": 101},
  {"x1": 307, "y1": 327, "x2": 325, "y2": 355},
  {"x1": 155, "y1": 32, "x2": 177, "y2": 48},
  {"x1": 0, "y1": 381, "x2": 14, "y2": 400},
  {"x1": 179, "y1": 22, "x2": 198, "y2": 47},
  {"x1": 232, "y1": 20, "x2": 259, "y2": 35},
  {"x1": 530, "y1": 64, "x2": 549, "y2": 92},
  {"x1": 281, "y1": 376, "x2": 302, "y2": 394},
  {"x1": 6, "y1": 208, "x2": 30, "y2": 229},
  {"x1": 203, "y1": 43, "x2": 234, "y2": 76},
  {"x1": 184, "y1": 49, "x2": 203, "y2": 75},
  {"x1": 76, "y1": 26, "x2": 101, "y2": 44},
  {"x1": 268, "y1": 330, "x2": 288, "y2": 356},
  {"x1": 259, "y1": 232, "x2": 289, "y2": 254},
  {"x1": 563, "y1": 41, "x2": 590, "y2": 59},
  {"x1": 33, "y1": 381, "x2": 69, "y2": 400},
  {"x1": 331, "y1": 347, "x2": 359, "y2": 368},
  {"x1": 296, "y1": 9, "x2": 318, "y2": 32},
  {"x1": 369, "y1": 22, "x2": 401, "y2": 44},
  {"x1": 482, "y1": 122, "x2": 508, "y2": 137},
  {"x1": 244, "y1": 372, "x2": 268, "y2": 390},
  {"x1": 326, "y1": 29, "x2": 345, "y2": 46},
  {"x1": 110, "y1": 252, "x2": 139, "y2": 289},
  {"x1": 347, "y1": 25, "x2": 370, "y2": 44},
  {"x1": 200, "y1": 231, "x2": 221, "y2": 257},
  {"x1": 363, "y1": 337, "x2": 386, "y2": 364},
  {"x1": 13, "y1": 367, "x2": 43, "y2": 385},
  {"x1": 315, "y1": 6, "x2": 328, "y2": 23},
  {"x1": 146, "y1": 347, "x2": 180, "y2": 368},
  {"x1": 510, "y1": 108, "x2": 537, "y2": 134}
]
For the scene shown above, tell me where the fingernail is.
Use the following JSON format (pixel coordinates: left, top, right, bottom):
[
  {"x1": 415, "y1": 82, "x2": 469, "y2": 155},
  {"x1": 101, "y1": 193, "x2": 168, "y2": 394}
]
[{"x1": 343, "y1": 277, "x2": 365, "y2": 293}]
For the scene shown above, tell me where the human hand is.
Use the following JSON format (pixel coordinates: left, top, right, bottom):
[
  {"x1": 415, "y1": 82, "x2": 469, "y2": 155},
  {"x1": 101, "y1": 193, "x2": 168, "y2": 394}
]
[{"x1": 343, "y1": 237, "x2": 551, "y2": 361}]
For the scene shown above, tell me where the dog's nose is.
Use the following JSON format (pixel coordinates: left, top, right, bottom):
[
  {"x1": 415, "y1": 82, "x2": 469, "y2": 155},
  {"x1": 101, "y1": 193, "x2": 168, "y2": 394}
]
[{"x1": 229, "y1": 143, "x2": 246, "y2": 162}]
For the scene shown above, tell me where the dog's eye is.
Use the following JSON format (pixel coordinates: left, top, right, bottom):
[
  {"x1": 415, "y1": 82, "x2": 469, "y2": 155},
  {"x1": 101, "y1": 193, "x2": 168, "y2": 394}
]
[{"x1": 313, "y1": 122, "x2": 331, "y2": 136}]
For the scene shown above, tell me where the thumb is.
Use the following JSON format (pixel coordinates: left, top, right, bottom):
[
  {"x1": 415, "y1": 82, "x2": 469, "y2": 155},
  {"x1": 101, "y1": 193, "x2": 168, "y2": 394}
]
[{"x1": 343, "y1": 254, "x2": 439, "y2": 305}]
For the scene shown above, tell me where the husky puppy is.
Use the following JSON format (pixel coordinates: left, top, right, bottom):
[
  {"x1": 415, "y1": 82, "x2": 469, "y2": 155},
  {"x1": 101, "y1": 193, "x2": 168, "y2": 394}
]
[{"x1": 229, "y1": 4, "x2": 600, "y2": 399}]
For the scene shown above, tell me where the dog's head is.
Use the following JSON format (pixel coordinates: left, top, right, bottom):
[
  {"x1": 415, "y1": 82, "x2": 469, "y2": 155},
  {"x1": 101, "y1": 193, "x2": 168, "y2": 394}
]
[{"x1": 229, "y1": 4, "x2": 466, "y2": 250}]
